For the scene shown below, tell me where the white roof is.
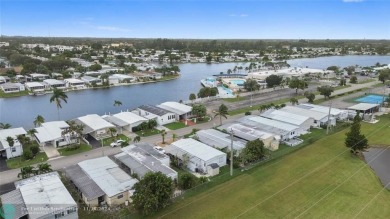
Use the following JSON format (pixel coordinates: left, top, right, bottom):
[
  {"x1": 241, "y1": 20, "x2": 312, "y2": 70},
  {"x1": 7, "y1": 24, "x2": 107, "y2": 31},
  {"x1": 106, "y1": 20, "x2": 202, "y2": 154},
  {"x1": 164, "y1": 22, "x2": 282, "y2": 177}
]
[
  {"x1": 168, "y1": 138, "x2": 226, "y2": 162},
  {"x1": 196, "y1": 129, "x2": 246, "y2": 151},
  {"x1": 113, "y1": 112, "x2": 148, "y2": 125},
  {"x1": 43, "y1": 79, "x2": 65, "y2": 85},
  {"x1": 110, "y1": 74, "x2": 135, "y2": 79},
  {"x1": 298, "y1": 104, "x2": 344, "y2": 116},
  {"x1": 157, "y1": 102, "x2": 192, "y2": 115},
  {"x1": 246, "y1": 116, "x2": 299, "y2": 132},
  {"x1": 0, "y1": 127, "x2": 27, "y2": 139},
  {"x1": 81, "y1": 76, "x2": 101, "y2": 82},
  {"x1": 261, "y1": 109, "x2": 311, "y2": 126},
  {"x1": 78, "y1": 114, "x2": 115, "y2": 131},
  {"x1": 15, "y1": 172, "x2": 76, "y2": 219},
  {"x1": 223, "y1": 123, "x2": 276, "y2": 141},
  {"x1": 34, "y1": 121, "x2": 69, "y2": 143},
  {"x1": 348, "y1": 103, "x2": 380, "y2": 111},
  {"x1": 279, "y1": 106, "x2": 328, "y2": 121},
  {"x1": 64, "y1": 78, "x2": 84, "y2": 83},
  {"x1": 30, "y1": 73, "x2": 48, "y2": 77},
  {"x1": 25, "y1": 82, "x2": 44, "y2": 87},
  {"x1": 78, "y1": 157, "x2": 138, "y2": 197}
]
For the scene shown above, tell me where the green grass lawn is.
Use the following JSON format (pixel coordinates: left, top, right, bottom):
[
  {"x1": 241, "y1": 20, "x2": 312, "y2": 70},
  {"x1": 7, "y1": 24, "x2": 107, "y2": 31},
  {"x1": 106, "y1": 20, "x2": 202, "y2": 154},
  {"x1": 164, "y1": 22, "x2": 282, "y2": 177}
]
[
  {"x1": 102, "y1": 134, "x2": 130, "y2": 146},
  {"x1": 143, "y1": 114, "x2": 390, "y2": 219},
  {"x1": 0, "y1": 90, "x2": 29, "y2": 98},
  {"x1": 135, "y1": 128, "x2": 161, "y2": 137},
  {"x1": 228, "y1": 98, "x2": 290, "y2": 115},
  {"x1": 222, "y1": 96, "x2": 246, "y2": 102},
  {"x1": 58, "y1": 144, "x2": 92, "y2": 156},
  {"x1": 6, "y1": 152, "x2": 48, "y2": 169},
  {"x1": 358, "y1": 78, "x2": 376, "y2": 84},
  {"x1": 164, "y1": 122, "x2": 187, "y2": 130},
  {"x1": 193, "y1": 116, "x2": 211, "y2": 124}
]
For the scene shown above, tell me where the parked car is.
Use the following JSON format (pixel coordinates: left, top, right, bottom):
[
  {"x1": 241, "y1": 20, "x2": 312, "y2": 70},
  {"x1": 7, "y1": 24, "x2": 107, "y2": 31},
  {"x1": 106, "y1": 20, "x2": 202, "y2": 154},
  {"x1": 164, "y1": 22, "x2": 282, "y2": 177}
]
[
  {"x1": 110, "y1": 139, "x2": 125, "y2": 147},
  {"x1": 153, "y1": 146, "x2": 165, "y2": 154}
]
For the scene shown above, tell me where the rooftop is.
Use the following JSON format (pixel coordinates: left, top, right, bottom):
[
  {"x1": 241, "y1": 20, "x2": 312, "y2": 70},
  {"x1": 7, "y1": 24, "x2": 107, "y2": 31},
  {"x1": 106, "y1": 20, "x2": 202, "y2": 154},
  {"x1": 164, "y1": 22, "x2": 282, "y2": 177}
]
[
  {"x1": 64, "y1": 78, "x2": 84, "y2": 83},
  {"x1": 113, "y1": 112, "x2": 148, "y2": 125},
  {"x1": 196, "y1": 129, "x2": 246, "y2": 151},
  {"x1": 260, "y1": 109, "x2": 311, "y2": 126},
  {"x1": 348, "y1": 103, "x2": 380, "y2": 111},
  {"x1": 279, "y1": 106, "x2": 329, "y2": 121},
  {"x1": 297, "y1": 103, "x2": 344, "y2": 116},
  {"x1": 219, "y1": 123, "x2": 277, "y2": 141},
  {"x1": 157, "y1": 101, "x2": 192, "y2": 115},
  {"x1": 34, "y1": 121, "x2": 69, "y2": 143},
  {"x1": 76, "y1": 114, "x2": 115, "y2": 132},
  {"x1": 25, "y1": 82, "x2": 45, "y2": 87},
  {"x1": 138, "y1": 105, "x2": 172, "y2": 117},
  {"x1": 42, "y1": 79, "x2": 65, "y2": 85}
]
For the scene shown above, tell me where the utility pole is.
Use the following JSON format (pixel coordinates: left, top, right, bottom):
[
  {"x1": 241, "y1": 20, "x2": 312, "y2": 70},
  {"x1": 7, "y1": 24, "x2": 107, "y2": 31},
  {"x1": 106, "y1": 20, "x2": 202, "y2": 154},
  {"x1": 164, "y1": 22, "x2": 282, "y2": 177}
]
[
  {"x1": 326, "y1": 100, "x2": 332, "y2": 134},
  {"x1": 101, "y1": 138, "x2": 104, "y2": 156},
  {"x1": 230, "y1": 129, "x2": 234, "y2": 176}
]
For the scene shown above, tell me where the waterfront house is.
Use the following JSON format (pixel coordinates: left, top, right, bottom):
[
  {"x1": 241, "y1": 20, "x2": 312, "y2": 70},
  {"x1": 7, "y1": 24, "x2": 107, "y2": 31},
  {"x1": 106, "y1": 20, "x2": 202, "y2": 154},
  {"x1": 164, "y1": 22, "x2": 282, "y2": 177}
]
[
  {"x1": 107, "y1": 112, "x2": 148, "y2": 132},
  {"x1": 42, "y1": 79, "x2": 66, "y2": 90},
  {"x1": 81, "y1": 76, "x2": 102, "y2": 86},
  {"x1": 29, "y1": 73, "x2": 50, "y2": 81},
  {"x1": 137, "y1": 105, "x2": 176, "y2": 125},
  {"x1": 114, "y1": 142, "x2": 178, "y2": 180},
  {"x1": 74, "y1": 114, "x2": 115, "y2": 140},
  {"x1": 165, "y1": 138, "x2": 227, "y2": 176},
  {"x1": 0, "y1": 127, "x2": 26, "y2": 159},
  {"x1": 0, "y1": 82, "x2": 25, "y2": 93},
  {"x1": 64, "y1": 157, "x2": 138, "y2": 207},
  {"x1": 25, "y1": 82, "x2": 45, "y2": 94},
  {"x1": 34, "y1": 121, "x2": 78, "y2": 148},
  {"x1": 157, "y1": 101, "x2": 193, "y2": 120},
  {"x1": 108, "y1": 74, "x2": 136, "y2": 84},
  {"x1": 196, "y1": 129, "x2": 246, "y2": 154},
  {"x1": 64, "y1": 78, "x2": 86, "y2": 89},
  {"x1": 0, "y1": 76, "x2": 10, "y2": 84},
  {"x1": 0, "y1": 172, "x2": 78, "y2": 219}
]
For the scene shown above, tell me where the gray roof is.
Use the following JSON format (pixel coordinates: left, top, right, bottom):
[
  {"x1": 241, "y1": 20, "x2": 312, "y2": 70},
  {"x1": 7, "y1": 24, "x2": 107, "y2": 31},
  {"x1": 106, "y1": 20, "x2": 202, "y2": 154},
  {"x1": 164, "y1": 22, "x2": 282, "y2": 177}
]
[
  {"x1": 64, "y1": 165, "x2": 105, "y2": 200},
  {"x1": 196, "y1": 129, "x2": 246, "y2": 151},
  {"x1": 73, "y1": 119, "x2": 94, "y2": 134},
  {"x1": 0, "y1": 82, "x2": 22, "y2": 89},
  {"x1": 138, "y1": 105, "x2": 172, "y2": 116},
  {"x1": 0, "y1": 189, "x2": 27, "y2": 219},
  {"x1": 103, "y1": 115, "x2": 129, "y2": 127},
  {"x1": 209, "y1": 163, "x2": 219, "y2": 169}
]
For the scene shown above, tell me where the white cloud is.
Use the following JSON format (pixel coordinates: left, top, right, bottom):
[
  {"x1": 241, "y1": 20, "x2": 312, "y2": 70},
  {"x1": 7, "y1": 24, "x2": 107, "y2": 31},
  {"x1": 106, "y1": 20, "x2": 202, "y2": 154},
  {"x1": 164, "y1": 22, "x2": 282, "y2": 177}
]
[
  {"x1": 240, "y1": 14, "x2": 248, "y2": 17},
  {"x1": 342, "y1": 0, "x2": 364, "y2": 2}
]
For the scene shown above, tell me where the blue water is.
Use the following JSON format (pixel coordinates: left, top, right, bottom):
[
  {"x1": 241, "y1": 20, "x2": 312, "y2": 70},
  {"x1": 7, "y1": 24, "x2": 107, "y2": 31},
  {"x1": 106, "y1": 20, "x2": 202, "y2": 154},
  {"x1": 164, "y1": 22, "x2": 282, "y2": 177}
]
[
  {"x1": 356, "y1": 95, "x2": 387, "y2": 104},
  {"x1": 230, "y1": 79, "x2": 246, "y2": 85},
  {"x1": 220, "y1": 86, "x2": 233, "y2": 95}
]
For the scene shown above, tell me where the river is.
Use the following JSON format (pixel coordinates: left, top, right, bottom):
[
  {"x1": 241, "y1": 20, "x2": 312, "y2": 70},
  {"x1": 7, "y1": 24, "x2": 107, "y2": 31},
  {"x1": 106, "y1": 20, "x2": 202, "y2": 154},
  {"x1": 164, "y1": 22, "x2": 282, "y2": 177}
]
[{"x1": 1, "y1": 55, "x2": 389, "y2": 128}]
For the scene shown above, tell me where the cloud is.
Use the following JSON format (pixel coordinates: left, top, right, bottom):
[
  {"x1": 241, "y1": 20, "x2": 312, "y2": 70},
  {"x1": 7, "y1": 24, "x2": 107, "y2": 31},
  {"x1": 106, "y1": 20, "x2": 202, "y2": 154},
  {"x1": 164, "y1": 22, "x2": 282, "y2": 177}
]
[
  {"x1": 342, "y1": 0, "x2": 364, "y2": 2},
  {"x1": 240, "y1": 14, "x2": 248, "y2": 17},
  {"x1": 95, "y1": 26, "x2": 132, "y2": 32}
]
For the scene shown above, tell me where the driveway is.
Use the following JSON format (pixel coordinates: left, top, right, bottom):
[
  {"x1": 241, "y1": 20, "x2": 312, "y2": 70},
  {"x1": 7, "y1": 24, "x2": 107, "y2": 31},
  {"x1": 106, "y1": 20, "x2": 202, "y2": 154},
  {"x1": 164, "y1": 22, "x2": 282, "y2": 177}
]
[
  {"x1": 43, "y1": 145, "x2": 60, "y2": 159},
  {"x1": 0, "y1": 157, "x2": 9, "y2": 172},
  {"x1": 0, "y1": 182, "x2": 15, "y2": 195},
  {"x1": 86, "y1": 134, "x2": 102, "y2": 149}
]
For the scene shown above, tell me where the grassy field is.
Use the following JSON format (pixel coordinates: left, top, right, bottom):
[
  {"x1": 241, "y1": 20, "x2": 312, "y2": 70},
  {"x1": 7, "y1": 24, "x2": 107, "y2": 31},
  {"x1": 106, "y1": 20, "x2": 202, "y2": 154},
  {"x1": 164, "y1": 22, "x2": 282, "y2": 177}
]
[
  {"x1": 6, "y1": 152, "x2": 48, "y2": 169},
  {"x1": 58, "y1": 144, "x2": 92, "y2": 156},
  {"x1": 148, "y1": 114, "x2": 390, "y2": 219},
  {"x1": 164, "y1": 122, "x2": 187, "y2": 130}
]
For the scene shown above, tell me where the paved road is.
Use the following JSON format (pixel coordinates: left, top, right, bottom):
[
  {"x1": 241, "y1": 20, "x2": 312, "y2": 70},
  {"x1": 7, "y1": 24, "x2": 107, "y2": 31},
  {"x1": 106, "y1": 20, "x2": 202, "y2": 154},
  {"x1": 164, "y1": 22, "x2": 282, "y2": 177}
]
[{"x1": 0, "y1": 80, "x2": 382, "y2": 187}]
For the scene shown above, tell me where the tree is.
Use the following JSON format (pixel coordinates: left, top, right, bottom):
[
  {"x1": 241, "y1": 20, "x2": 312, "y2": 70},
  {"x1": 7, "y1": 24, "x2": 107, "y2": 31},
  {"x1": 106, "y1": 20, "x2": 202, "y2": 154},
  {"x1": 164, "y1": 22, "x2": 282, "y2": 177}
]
[
  {"x1": 327, "y1": 66, "x2": 340, "y2": 73},
  {"x1": 18, "y1": 165, "x2": 35, "y2": 179},
  {"x1": 172, "y1": 133, "x2": 177, "y2": 142},
  {"x1": 132, "y1": 172, "x2": 174, "y2": 215},
  {"x1": 89, "y1": 63, "x2": 102, "y2": 71},
  {"x1": 214, "y1": 104, "x2": 228, "y2": 125},
  {"x1": 265, "y1": 75, "x2": 283, "y2": 88},
  {"x1": 289, "y1": 78, "x2": 308, "y2": 94},
  {"x1": 290, "y1": 97, "x2": 299, "y2": 105},
  {"x1": 304, "y1": 91, "x2": 316, "y2": 103},
  {"x1": 191, "y1": 104, "x2": 207, "y2": 119},
  {"x1": 30, "y1": 145, "x2": 40, "y2": 155},
  {"x1": 258, "y1": 105, "x2": 267, "y2": 113},
  {"x1": 378, "y1": 69, "x2": 390, "y2": 84},
  {"x1": 50, "y1": 88, "x2": 68, "y2": 120},
  {"x1": 189, "y1": 93, "x2": 196, "y2": 101},
  {"x1": 345, "y1": 113, "x2": 368, "y2": 155},
  {"x1": 161, "y1": 130, "x2": 167, "y2": 144},
  {"x1": 350, "y1": 76, "x2": 358, "y2": 84},
  {"x1": 339, "y1": 78, "x2": 347, "y2": 86},
  {"x1": 109, "y1": 127, "x2": 117, "y2": 138},
  {"x1": 147, "y1": 119, "x2": 157, "y2": 129},
  {"x1": 317, "y1": 85, "x2": 334, "y2": 99},
  {"x1": 113, "y1": 100, "x2": 122, "y2": 107},
  {"x1": 133, "y1": 136, "x2": 141, "y2": 143},
  {"x1": 6, "y1": 136, "x2": 14, "y2": 157},
  {"x1": 243, "y1": 79, "x2": 260, "y2": 92},
  {"x1": 0, "y1": 123, "x2": 11, "y2": 129},
  {"x1": 37, "y1": 163, "x2": 53, "y2": 174},
  {"x1": 178, "y1": 172, "x2": 197, "y2": 190},
  {"x1": 33, "y1": 115, "x2": 45, "y2": 127},
  {"x1": 240, "y1": 139, "x2": 266, "y2": 164}
]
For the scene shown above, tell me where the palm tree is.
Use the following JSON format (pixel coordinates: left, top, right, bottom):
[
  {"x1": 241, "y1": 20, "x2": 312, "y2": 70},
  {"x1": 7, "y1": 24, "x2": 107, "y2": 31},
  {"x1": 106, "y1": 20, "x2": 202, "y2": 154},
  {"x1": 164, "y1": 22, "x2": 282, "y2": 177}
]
[
  {"x1": 290, "y1": 97, "x2": 299, "y2": 106},
  {"x1": 0, "y1": 122, "x2": 11, "y2": 129},
  {"x1": 37, "y1": 163, "x2": 53, "y2": 174},
  {"x1": 33, "y1": 115, "x2": 45, "y2": 127},
  {"x1": 172, "y1": 133, "x2": 177, "y2": 142},
  {"x1": 161, "y1": 130, "x2": 167, "y2": 144},
  {"x1": 50, "y1": 88, "x2": 68, "y2": 120},
  {"x1": 109, "y1": 127, "x2": 117, "y2": 139},
  {"x1": 133, "y1": 136, "x2": 141, "y2": 143},
  {"x1": 6, "y1": 136, "x2": 15, "y2": 157},
  {"x1": 214, "y1": 104, "x2": 229, "y2": 126},
  {"x1": 27, "y1": 129, "x2": 37, "y2": 137},
  {"x1": 18, "y1": 165, "x2": 35, "y2": 179},
  {"x1": 113, "y1": 100, "x2": 122, "y2": 107}
]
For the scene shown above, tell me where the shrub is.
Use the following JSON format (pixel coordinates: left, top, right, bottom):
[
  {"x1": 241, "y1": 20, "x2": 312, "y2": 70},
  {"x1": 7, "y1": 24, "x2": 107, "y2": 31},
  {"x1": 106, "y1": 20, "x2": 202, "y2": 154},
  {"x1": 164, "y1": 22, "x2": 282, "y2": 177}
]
[
  {"x1": 198, "y1": 176, "x2": 208, "y2": 184},
  {"x1": 22, "y1": 150, "x2": 33, "y2": 160},
  {"x1": 178, "y1": 172, "x2": 197, "y2": 190},
  {"x1": 30, "y1": 145, "x2": 40, "y2": 155},
  {"x1": 245, "y1": 111, "x2": 252, "y2": 115},
  {"x1": 65, "y1": 144, "x2": 80, "y2": 151}
]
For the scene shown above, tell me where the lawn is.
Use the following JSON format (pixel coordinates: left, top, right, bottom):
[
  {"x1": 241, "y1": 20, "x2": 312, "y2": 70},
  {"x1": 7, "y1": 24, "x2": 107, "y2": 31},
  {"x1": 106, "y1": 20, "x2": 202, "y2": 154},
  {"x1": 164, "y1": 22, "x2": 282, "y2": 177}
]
[
  {"x1": 135, "y1": 128, "x2": 161, "y2": 137},
  {"x1": 164, "y1": 122, "x2": 187, "y2": 130},
  {"x1": 193, "y1": 116, "x2": 211, "y2": 124},
  {"x1": 6, "y1": 152, "x2": 48, "y2": 169},
  {"x1": 228, "y1": 98, "x2": 290, "y2": 115},
  {"x1": 102, "y1": 134, "x2": 130, "y2": 146},
  {"x1": 146, "y1": 114, "x2": 390, "y2": 218},
  {"x1": 222, "y1": 96, "x2": 246, "y2": 102},
  {"x1": 58, "y1": 144, "x2": 92, "y2": 156},
  {"x1": 0, "y1": 90, "x2": 29, "y2": 98}
]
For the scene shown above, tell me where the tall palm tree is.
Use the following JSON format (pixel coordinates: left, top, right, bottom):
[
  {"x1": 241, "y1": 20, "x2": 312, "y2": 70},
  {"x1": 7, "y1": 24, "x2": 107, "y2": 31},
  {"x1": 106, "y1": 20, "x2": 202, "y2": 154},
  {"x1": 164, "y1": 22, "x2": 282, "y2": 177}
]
[
  {"x1": 33, "y1": 115, "x2": 45, "y2": 127},
  {"x1": 172, "y1": 133, "x2": 177, "y2": 142},
  {"x1": 214, "y1": 104, "x2": 229, "y2": 126},
  {"x1": 290, "y1": 97, "x2": 299, "y2": 106},
  {"x1": 109, "y1": 127, "x2": 117, "y2": 139},
  {"x1": 161, "y1": 130, "x2": 166, "y2": 144},
  {"x1": 133, "y1": 136, "x2": 141, "y2": 143},
  {"x1": 113, "y1": 100, "x2": 122, "y2": 107},
  {"x1": 50, "y1": 88, "x2": 68, "y2": 120},
  {"x1": 0, "y1": 122, "x2": 11, "y2": 129},
  {"x1": 6, "y1": 136, "x2": 15, "y2": 157}
]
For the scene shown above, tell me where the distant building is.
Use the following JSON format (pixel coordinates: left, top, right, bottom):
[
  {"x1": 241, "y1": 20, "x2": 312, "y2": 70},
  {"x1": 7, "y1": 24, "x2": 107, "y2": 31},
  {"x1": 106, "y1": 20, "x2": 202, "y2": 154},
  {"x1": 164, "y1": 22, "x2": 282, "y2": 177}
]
[
  {"x1": 0, "y1": 172, "x2": 78, "y2": 219},
  {"x1": 81, "y1": 76, "x2": 102, "y2": 86},
  {"x1": 42, "y1": 79, "x2": 66, "y2": 90},
  {"x1": 25, "y1": 82, "x2": 45, "y2": 94},
  {"x1": 0, "y1": 82, "x2": 25, "y2": 93},
  {"x1": 30, "y1": 73, "x2": 50, "y2": 81},
  {"x1": 64, "y1": 78, "x2": 86, "y2": 89}
]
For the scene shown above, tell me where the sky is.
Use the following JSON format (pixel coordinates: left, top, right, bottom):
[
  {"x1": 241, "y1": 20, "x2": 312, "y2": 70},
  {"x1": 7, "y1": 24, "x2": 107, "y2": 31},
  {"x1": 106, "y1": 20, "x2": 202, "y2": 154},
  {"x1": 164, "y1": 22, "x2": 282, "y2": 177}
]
[{"x1": 0, "y1": 0, "x2": 389, "y2": 39}]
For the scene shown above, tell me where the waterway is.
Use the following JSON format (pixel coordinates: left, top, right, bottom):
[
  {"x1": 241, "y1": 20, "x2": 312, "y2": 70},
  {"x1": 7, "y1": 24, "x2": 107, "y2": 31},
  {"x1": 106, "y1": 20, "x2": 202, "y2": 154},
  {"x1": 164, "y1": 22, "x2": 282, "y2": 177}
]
[{"x1": 1, "y1": 55, "x2": 389, "y2": 128}]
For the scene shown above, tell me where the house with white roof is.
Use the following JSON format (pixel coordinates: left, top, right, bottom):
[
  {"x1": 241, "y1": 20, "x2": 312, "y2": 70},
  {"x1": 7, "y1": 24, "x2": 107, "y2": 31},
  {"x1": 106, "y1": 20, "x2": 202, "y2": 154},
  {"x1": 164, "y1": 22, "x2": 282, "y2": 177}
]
[
  {"x1": 165, "y1": 138, "x2": 227, "y2": 176},
  {"x1": 0, "y1": 127, "x2": 27, "y2": 159},
  {"x1": 260, "y1": 109, "x2": 314, "y2": 132},
  {"x1": 114, "y1": 142, "x2": 178, "y2": 180},
  {"x1": 297, "y1": 104, "x2": 348, "y2": 120},
  {"x1": 279, "y1": 106, "x2": 335, "y2": 127},
  {"x1": 137, "y1": 105, "x2": 176, "y2": 125},
  {"x1": 0, "y1": 172, "x2": 78, "y2": 219},
  {"x1": 105, "y1": 112, "x2": 148, "y2": 132},
  {"x1": 74, "y1": 114, "x2": 115, "y2": 140},
  {"x1": 34, "y1": 121, "x2": 78, "y2": 148},
  {"x1": 29, "y1": 73, "x2": 50, "y2": 81},
  {"x1": 64, "y1": 78, "x2": 86, "y2": 89},
  {"x1": 42, "y1": 79, "x2": 66, "y2": 90},
  {"x1": 25, "y1": 82, "x2": 45, "y2": 94},
  {"x1": 109, "y1": 74, "x2": 136, "y2": 84},
  {"x1": 196, "y1": 129, "x2": 246, "y2": 153},
  {"x1": 157, "y1": 101, "x2": 193, "y2": 120},
  {"x1": 0, "y1": 82, "x2": 25, "y2": 93},
  {"x1": 81, "y1": 76, "x2": 102, "y2": 86},
  {"x1": 64, "y1": 157, "x2": 138, "y2": 207}
]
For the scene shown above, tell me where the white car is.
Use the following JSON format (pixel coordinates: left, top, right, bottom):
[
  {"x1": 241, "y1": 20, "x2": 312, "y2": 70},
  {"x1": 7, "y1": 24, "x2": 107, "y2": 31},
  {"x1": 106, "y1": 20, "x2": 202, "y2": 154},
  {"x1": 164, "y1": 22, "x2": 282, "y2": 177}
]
[
  {"x1": 154, "y1": 146, "x2": 165, "y2": 154},
  {"x1": 110, "y1": 140, "x2": 125, "y2": 147}
]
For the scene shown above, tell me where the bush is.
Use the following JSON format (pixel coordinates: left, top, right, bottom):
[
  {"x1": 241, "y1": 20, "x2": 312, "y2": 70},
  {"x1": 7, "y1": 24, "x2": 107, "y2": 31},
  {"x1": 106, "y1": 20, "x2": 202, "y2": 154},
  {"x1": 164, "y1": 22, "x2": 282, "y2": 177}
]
[
  {"x1": 178, "y1": 172, "x2": 197, "y2": 190},
  {"x1": 22, "y1": 150, "x2": 33, "y2": 160},
  {"x1": 30, "y1": 145, "x2": 40, "y2": 155},
  {"x1": 198, "y1": 176, "x2": 208, "y2": 184},
  {"x1": 245, "y1": 111, "x2": 252, "y2": 115},
  {"x1": 65, "y1": 144, "x2": 80, "y2": 151}
]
